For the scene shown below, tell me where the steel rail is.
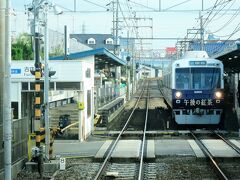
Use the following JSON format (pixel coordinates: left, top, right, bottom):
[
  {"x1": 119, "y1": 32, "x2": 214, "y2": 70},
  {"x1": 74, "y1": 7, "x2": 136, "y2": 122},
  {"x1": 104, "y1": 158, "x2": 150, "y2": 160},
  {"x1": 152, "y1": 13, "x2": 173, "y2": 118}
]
[
  {"x1": 190, "y1": 131, "x2": 228, "y2": 180},
  {"x1": 94, "y1": 81, "x2": 147, "y2": 180},
  {"x1": 138, "y1": 82, "x2": 150, "y2": 180},
  {"x1": 213, "y1": 131, "x2": 240, "y2": 155}
]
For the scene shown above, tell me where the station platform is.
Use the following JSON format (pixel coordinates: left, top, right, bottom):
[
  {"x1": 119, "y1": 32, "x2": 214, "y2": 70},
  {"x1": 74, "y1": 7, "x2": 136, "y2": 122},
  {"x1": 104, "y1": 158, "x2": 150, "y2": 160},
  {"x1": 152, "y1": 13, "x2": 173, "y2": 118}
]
[
  {"x1": 97, "y1": 97, "x2": 124, "y2": 125},
  {"x1": 53, "y1": 138, "x2": 240, "y2": 159}
]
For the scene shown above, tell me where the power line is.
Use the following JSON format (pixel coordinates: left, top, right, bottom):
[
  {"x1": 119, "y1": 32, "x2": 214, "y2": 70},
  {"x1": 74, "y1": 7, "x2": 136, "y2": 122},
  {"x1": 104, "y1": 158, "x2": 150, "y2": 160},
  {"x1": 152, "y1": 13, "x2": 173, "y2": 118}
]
[
  {"x1": 81, "y1": 0, "x2": 108, "y2": 10},
  {"x1": 163, "y1": 0, "x2": 192, "y2": 11},
  {"x1": 210, "y1": 4, "x2": 240, "y2": 33},
  {"x1": 127, "y1": 0, "x2": 158, "y2": 11},
  {"x1": 215, "y1": 21, "x2": 240, "y2": 37},
  {"x1": 187, "y1": 0, "x2": 221, "y2": 42},
  {"x1": 119, "y1": 2, "x2": 130, "y2": 29},
  {"x1": 202, "y1": 0, "x2": 220, "y2": 27},
  {"x1": 207, "y1": 21, "x2": 240, "y2": 54},
  {"x1": 204, "y1": 0, "x2": 235, "y2": 25}
]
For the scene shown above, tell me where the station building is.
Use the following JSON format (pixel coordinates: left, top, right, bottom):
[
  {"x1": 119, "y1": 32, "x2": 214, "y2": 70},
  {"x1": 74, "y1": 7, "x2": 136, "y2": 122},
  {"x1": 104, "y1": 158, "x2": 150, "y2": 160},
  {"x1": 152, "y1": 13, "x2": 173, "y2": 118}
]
[{"x1": 10, "y1": 48, "x2": 126, "y2": 141}]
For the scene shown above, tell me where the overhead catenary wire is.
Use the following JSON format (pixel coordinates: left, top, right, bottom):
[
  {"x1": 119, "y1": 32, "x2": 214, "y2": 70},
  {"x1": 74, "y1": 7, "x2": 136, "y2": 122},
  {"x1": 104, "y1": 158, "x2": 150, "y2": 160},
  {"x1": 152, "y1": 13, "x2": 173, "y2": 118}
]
[
  {"x1": 202, "y1": 0, "x2": 220, "y2": 27},
  {"x1": 204, "y1": 0, "x2": 236, "y2": 25},
  {"x1": 207, "y1": 21, "x2": 240, "y2": 54},
  {"x1": 177, "y1": 0, "x2": 230, "y2": 52},
  {"x1": 163, "y1": 0, "x2": 193, "y2": 11},
  {"x1": 127, "y1": 0, "x2": 158, "y2": 11},
  {"x1": 124, "y1": 1, "x2": 142, "y2": 40},
  {"x1": 188, "y1": 0, "x2": 223, "y2": 42},
  {"x1": 81, "y1": 0, "x2": 108, "y2": 10},
  {"x1": 118, "y1": 2, "x2": 131, "y2": 30},
  {"x1": 209, "y1": 4, "x2": 240, "y2": 34}
]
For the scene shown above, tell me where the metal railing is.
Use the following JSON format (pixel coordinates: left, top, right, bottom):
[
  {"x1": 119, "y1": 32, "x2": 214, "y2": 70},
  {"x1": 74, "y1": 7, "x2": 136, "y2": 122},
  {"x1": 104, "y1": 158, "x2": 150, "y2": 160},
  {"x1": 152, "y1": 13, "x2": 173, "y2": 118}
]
[{"x1": 95, "y1": 85, "x2": 127, "y2": 112}]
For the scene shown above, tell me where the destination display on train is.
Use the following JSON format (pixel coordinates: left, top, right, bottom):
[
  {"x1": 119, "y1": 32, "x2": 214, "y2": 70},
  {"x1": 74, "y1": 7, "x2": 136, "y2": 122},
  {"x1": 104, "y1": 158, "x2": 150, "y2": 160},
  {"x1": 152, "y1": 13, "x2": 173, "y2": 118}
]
[{"x1": 189, "y1": 61, "x2": 207, "y2": 66}]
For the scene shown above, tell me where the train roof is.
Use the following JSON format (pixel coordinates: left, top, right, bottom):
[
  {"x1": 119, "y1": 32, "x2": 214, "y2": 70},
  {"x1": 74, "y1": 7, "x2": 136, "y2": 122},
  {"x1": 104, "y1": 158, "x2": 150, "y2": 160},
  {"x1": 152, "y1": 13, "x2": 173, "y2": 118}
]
[{"x1": 182, "y1": 51, "x2": 209, "y2": 59}]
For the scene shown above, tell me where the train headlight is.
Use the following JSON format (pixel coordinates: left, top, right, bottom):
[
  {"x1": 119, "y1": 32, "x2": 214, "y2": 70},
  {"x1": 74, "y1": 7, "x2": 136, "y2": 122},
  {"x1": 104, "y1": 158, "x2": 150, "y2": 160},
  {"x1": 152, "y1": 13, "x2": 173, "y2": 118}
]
[
  {"x1": 214, "y1": 91, "x2": 222, "y2": 99},
  {"x1": 175, "y1": 91, "x2": 182, "y2": 99}
]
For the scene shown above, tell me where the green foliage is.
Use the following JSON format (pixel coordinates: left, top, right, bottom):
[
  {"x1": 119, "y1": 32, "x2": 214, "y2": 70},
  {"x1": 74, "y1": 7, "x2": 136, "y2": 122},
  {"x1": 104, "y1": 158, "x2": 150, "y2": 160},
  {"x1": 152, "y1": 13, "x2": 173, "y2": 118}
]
[{"x1": 12, "y1": 33, "x2": 34, "y2": 60}]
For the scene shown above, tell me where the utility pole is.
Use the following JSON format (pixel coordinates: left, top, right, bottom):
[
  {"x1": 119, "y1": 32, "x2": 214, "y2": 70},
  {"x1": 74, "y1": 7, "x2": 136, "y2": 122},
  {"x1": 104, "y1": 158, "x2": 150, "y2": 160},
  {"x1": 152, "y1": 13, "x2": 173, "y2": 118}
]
[
  {"x1": 43, "y1": 3, "x2": 50, "y2": 161},
  {"x1": 74, "y1": 0, "x2": 76, "y2": 12},
  {"x1": 1, "y1": 0, "x2": 12, "y2": 179},
  {"x1": 112, "y1": 0, "x2": 119, "y2": 55},
  {"x1": 27, "y1": 0, "x2": 62, "y2": 165},
  {"x1": 159, "y1": 0, "x2": 161, "y2": 12},
  {"x1": 0, "y1": 0, "x2": 6, "y2": 130},
  {"x1": 199, "y1": 11, "x2": 204, "y2": 51},
  {"x1": 115, "y1": 0, "x2": 119, "y2": 55},
  {"x1": 121, "y1": 17, "x2": 153, "y2": 58}
]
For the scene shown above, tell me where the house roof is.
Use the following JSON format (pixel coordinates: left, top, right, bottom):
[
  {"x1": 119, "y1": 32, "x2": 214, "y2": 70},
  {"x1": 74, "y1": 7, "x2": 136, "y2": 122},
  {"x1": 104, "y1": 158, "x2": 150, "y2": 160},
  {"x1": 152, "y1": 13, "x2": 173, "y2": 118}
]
[
  {"x1": 50, "y1": 48, "x2": 126, "y2": 68},
  {"x1": 70, "y1": 34, "x2": 115, "y2": 50}
]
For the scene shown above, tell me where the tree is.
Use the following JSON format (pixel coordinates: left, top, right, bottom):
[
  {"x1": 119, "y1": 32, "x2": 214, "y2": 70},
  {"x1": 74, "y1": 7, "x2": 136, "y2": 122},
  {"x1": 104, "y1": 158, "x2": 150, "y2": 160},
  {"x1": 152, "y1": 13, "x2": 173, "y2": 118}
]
[{"x1": 12, "y1": 33, "x2": 34, "y2": 60}]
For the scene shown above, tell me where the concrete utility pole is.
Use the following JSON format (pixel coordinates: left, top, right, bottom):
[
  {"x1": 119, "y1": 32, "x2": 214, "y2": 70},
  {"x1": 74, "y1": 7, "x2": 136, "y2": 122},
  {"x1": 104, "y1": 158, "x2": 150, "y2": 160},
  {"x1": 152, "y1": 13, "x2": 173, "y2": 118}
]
[
  {"x1": 43, "y1": 3, "x2": 50, "y2": 161},
  {"x1": 1, "y1": 0, "x2": 12, "y2": 179},
  {"x1": 159, "y1": 0, "x2": 161, "y2": 11},
  {"x1": 199, "y1": 11, "x2": 204, "y2": 51},
  {"x1": 115, "y1": 0, "x2": 119, "y2": 54},
  {"x1": 74, "y1": 0, "x2": 76, "y2": 12},
  {"x1": 112, "y1": 0, "x2": 119, "y2": 55},
  {"x1": 0, "y1": 0, "x2": 6, "y2": 123}
]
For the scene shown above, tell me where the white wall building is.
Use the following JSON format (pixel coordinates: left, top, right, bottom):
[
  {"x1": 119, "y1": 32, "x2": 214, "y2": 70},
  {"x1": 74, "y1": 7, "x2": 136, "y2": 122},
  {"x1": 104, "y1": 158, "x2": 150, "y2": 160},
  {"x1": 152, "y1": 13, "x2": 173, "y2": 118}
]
[
  {"x1": 136, "y1": 64, "x2": 157, "y2": 80},
  {"x1": 11, "y1": 58, "x2": 94, "y2": 140}
]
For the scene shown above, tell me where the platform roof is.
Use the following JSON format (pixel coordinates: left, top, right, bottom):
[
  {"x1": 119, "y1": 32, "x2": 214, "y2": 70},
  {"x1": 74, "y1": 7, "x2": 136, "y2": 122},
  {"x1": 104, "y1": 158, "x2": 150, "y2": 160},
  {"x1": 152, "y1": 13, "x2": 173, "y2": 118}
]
[
  {"x1": 50, "y1": 48, "x2": 126, "y2": 68},
  {"x1": 211, "y1": 43, "x2": 240, "y2": 74}
]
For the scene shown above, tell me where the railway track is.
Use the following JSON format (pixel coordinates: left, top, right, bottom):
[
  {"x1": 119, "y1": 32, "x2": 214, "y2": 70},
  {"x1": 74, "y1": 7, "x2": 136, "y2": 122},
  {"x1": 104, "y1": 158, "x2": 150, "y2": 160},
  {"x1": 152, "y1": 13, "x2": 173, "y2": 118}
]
[
  {"x1": 94, "y1": 81, "x2": 150, "y2": 180},
  {"x1": 213, "y1": 131, "x2": 240, "y2": 154},
  {"x1": 51, "y1": 79, "x2": 239, "y2": 180},
  {"x1": 190, "y1": 130, "x2": 240, "y2": 180},
  {"x1": 108, "y1": 79, "x2": 169, "y2": 131}
]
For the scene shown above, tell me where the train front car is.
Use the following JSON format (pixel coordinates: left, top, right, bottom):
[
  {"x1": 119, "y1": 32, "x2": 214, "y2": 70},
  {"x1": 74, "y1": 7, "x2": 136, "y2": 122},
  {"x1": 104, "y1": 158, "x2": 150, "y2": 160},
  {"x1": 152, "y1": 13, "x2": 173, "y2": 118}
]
[{"x1": 172, "y1": 55, "x2": 224, "y2": 125}]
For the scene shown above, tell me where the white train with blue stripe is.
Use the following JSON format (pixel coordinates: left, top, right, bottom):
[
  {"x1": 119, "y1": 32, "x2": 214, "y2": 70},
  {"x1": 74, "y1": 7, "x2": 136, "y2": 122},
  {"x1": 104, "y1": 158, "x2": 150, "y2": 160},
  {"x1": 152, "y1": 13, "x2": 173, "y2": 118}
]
[{"x1": 163, "y1": 51, "x2": 224, "y2": 124}]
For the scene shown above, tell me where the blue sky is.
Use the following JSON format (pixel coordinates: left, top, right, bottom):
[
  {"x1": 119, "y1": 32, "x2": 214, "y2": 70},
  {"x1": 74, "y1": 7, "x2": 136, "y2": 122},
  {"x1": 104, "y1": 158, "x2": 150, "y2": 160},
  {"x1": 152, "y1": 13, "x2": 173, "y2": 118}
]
[{"x1": 11, "y1": 0, "x2": 240, "y2": 49}]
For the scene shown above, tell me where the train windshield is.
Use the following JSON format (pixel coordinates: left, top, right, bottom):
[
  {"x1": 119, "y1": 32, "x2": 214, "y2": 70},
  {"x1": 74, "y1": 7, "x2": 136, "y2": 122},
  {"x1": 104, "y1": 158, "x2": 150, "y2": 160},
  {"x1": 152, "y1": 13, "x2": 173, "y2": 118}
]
[
  {"x1": 176, "y1": 68, "x2": 221, "y2": 90},
  {"x1": 175, "y1": 68, "x2": 190, "y2": 89}
]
